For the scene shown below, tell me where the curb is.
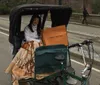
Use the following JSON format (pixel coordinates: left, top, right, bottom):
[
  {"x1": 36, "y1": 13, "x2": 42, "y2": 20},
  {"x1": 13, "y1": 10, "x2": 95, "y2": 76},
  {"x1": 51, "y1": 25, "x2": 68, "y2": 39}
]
[
  {"x1": 69, "y1": 21, "x2": 100, "y2": 29},
  {"x1": 68, "y1": 30, "x2": 100, "y2": 38}
]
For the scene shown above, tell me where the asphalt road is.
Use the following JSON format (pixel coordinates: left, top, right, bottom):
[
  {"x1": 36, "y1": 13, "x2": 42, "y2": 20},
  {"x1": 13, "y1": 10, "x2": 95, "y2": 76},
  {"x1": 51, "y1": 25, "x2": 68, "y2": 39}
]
[
  {"x1": 0, "y1": 32, "x2": 100, "y2": 85},
  {"x1": 0, "y1": 16, "x2": 100, "y2": 85},
  {"x1": 0, "y1": 33, "x2": 12, "y2": 85},
  {"x1": 0, "y1": 16, "x2": 100, "y2": 62}
]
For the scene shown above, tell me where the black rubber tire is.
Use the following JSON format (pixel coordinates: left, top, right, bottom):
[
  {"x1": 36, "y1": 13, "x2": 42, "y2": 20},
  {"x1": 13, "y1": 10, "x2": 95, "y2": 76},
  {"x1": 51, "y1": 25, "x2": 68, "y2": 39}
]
[{"x1": 52, "y1": 80, "x2": 59, "y2": 85}]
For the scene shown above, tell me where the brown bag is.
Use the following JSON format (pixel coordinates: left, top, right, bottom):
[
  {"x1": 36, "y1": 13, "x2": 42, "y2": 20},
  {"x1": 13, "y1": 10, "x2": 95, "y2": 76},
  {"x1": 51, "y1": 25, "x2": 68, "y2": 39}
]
[{"x1": 42, "y1": 25, "x2": 68, "y2": 46}]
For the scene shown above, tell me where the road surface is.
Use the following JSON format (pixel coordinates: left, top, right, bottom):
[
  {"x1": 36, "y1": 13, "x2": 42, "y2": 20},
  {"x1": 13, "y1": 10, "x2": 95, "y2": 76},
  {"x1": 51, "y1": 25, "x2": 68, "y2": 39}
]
[
  {"x1": 0, "y1": 16, "x2": 100, "y2": 85},
  {"x1": 0, "y1": 32, "x2": 100, "y2": 85},
  {"x1": 0, "y1": 16, "x2": 100, "y2": 62}
]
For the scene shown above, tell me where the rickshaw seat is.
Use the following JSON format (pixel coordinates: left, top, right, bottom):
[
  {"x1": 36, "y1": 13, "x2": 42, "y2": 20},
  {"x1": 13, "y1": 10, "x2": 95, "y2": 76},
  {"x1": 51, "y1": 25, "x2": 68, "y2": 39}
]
[
  {"x1": 13, "y1": 31, "x2": 25, "y2": 55},
  {"x1": 34, "y1": 44, "x2": 68, "y2": 79}
]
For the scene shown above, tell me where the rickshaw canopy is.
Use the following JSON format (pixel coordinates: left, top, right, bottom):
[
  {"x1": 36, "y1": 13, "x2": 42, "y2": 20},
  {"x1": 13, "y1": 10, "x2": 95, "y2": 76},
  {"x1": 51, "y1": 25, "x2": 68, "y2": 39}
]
[{"x1": 9, "y1": 4, "x2": 72, "y2": 46}]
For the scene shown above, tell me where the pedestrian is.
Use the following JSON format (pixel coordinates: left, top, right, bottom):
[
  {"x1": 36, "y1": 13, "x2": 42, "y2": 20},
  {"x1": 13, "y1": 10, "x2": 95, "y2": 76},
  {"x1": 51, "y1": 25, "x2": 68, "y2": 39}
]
[{"x1": 82, "y1": 7, "x2": 89, "y2": 25}]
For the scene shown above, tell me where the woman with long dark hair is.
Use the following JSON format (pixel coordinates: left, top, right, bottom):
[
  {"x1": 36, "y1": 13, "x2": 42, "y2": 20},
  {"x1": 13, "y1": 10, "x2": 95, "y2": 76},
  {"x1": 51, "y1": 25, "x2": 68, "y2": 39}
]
[
  {"x1": 5, "y1": 15, "x2": 42, "y2": 85},
  {"x1": 24, "y1": 14, "x2": 41, "y2": 42}
]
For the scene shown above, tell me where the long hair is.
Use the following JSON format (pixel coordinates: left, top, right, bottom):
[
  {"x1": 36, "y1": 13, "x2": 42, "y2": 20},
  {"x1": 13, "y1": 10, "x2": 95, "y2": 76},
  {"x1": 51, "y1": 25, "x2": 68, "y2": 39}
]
[{"x1": 28, "y1": 14, "x2": 41, "y2": 36}]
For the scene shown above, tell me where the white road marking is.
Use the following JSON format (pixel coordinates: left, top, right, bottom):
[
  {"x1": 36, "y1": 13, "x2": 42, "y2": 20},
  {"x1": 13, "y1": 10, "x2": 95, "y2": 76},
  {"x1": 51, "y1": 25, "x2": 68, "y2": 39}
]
[
  {"x1": 0, "y1": 26, "x2": 9, "y2": 31},
  {"x1": 0, "y1": 17, "x2": 9, "y2": 21},
  {"x1": 0, "y1": 26, "x2": 100, "y2": 73},
  {"x1": 0, "y1": 31, "x2": 8, "y2": 36},
  {"x1": 71, "y1": 59, "x2": 100, "y2": 73}
]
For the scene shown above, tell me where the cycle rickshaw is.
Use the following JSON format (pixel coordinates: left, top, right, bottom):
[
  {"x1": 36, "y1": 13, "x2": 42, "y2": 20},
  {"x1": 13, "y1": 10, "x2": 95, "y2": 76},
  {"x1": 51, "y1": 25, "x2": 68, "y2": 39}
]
[{"x1": 8, "y1": 4, "x2": 94, "y2": 85}]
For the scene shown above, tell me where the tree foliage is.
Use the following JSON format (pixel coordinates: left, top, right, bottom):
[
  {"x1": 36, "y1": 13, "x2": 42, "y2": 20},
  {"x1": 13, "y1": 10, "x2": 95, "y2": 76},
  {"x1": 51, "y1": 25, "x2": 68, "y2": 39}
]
[
  {"x1": 92, "y1": 0, "x2": 100, "y2": 14},
  {"x1": 0, "y1": 0, "x2": 100, "y2": 14}
]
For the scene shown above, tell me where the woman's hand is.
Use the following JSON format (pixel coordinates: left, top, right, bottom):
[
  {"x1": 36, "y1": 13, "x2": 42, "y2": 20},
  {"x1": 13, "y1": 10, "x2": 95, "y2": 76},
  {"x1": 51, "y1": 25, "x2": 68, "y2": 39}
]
[{"x1": 34, "y1": 41, "x2": 40, "y2": 50}]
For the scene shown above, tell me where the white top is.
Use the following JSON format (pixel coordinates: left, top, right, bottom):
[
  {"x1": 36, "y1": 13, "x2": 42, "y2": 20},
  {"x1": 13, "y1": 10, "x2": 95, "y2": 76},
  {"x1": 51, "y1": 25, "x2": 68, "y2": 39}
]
[{"x1": 24, "y1": 25, "x2": 41, "y2": 42}]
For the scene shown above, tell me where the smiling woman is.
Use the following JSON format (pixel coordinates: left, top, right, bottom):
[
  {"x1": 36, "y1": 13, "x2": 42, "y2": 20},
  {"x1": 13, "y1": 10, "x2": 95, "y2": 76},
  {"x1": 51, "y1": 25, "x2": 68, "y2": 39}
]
[{"x1": 24, "y1": 14, "x2": 41, "y2": 42}]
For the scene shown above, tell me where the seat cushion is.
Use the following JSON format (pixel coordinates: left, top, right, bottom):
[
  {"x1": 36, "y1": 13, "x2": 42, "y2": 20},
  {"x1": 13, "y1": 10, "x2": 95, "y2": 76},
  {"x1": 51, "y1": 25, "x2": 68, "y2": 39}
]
[{"x1": 35, "y1": 45, "x2": 68, "y2": 74}]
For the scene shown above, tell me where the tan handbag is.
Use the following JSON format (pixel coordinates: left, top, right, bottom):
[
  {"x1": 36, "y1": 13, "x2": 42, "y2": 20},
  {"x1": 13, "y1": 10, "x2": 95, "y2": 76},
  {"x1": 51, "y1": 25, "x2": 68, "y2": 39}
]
[{"x1": 42, "y1": 25, "x2": 68, "y2": 46}]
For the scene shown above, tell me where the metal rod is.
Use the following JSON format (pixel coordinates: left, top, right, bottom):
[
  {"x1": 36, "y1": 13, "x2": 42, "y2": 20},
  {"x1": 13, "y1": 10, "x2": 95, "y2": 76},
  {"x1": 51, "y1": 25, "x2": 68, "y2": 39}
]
[
  {"x1": 80, "y1": 46, "x2": 86, "y2": 65},
  {"x1": 58, "y1": 0, "x2": 62, "y2": 5}
]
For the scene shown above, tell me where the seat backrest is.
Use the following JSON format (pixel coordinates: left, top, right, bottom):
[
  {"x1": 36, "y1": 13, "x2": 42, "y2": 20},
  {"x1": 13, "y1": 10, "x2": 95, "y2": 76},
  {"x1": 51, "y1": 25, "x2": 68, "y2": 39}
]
[
  {"x1": 12, "y1": 31, "x2": 25, "y2": 55},
  {"x1": 35, "y1": 44, "x2": 68, "y2": 74}
]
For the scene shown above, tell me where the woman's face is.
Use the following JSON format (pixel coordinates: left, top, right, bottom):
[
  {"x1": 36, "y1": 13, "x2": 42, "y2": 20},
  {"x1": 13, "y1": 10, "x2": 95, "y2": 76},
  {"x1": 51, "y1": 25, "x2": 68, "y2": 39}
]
[{"x1": 32, "y1": 17, "x2": 39, "y2": 25}]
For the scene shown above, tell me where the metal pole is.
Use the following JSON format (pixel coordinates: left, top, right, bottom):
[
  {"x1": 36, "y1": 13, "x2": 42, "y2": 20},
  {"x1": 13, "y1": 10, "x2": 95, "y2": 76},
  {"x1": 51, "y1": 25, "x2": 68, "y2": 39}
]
[
  {"x1": 58, "y1": 0, "x2": 62, "y2": 5},
  {"x1": 83, "y1": 0, "x2": 85, "y2": 8}
]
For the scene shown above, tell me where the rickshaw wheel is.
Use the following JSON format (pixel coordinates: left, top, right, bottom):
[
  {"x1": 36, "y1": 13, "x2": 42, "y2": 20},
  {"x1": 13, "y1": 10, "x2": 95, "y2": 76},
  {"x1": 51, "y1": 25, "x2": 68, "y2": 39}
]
[{"x1": 52, "y1": 80, "x2": 59, "y2": 85}]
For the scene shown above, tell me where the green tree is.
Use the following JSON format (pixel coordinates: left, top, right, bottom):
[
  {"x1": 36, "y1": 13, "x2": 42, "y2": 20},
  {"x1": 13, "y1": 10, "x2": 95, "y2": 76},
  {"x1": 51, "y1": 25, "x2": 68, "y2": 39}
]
[{"x1": 92, "y1": 0, "x2": 100, "y2": 14}]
